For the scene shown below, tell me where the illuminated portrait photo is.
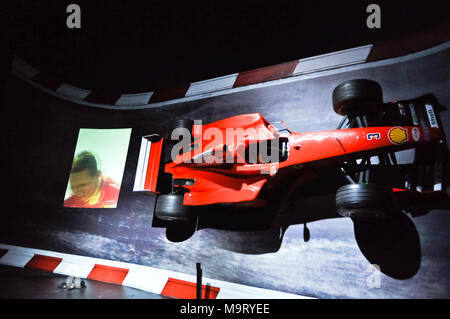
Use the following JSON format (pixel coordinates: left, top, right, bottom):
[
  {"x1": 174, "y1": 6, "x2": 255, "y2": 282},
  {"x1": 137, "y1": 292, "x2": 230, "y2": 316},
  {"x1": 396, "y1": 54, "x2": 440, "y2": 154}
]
[{"x1": 64, "y1": 128, "x2": 132, "y2": 208}]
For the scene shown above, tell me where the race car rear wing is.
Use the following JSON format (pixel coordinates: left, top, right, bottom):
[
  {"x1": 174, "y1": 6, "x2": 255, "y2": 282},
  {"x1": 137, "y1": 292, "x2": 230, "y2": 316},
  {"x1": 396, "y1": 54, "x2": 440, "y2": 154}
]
[
  {"x1": 389, "y1": 95, "x2": 441, "y2": 128},
  {"x1": 388, "y1": 96, "x2": 445, "y2": 193},
  {"x1": 133, "y1": 135, "x2": 164, "y2": 193}
]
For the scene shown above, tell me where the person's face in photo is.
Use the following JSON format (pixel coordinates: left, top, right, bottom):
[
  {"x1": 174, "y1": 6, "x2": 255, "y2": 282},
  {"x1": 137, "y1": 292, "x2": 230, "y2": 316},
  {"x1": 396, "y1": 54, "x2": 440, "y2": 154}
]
[{"x1": 69, "y1": 168, "x2": 99, "y2": 201}]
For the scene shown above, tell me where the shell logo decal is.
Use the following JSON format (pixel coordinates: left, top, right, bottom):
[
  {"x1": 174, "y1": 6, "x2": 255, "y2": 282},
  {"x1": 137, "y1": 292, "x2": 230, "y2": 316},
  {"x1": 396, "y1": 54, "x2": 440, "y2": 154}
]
[{"x1": 388, "y1": 127, "x2": 408, "y2": 145}]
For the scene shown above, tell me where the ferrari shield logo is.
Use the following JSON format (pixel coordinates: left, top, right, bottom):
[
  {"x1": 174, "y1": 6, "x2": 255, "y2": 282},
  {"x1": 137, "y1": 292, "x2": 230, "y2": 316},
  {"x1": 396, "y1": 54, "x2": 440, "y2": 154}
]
[{"x1": 388, "y1": 127, "x2": 408, "y2": 145}]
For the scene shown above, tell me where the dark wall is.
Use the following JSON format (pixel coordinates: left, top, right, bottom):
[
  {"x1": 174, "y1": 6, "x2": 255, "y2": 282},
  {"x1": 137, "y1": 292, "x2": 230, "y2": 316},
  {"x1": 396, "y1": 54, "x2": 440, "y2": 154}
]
[{"x1": 5, "y1": 1, "x2": 450, "y2": 92}]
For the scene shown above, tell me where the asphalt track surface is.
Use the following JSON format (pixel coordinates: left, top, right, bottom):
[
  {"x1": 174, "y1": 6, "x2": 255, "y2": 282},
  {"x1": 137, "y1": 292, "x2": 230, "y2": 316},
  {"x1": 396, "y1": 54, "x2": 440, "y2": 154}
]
[{"x1": 1, "y1": 44, "x2": 450, "y2": 298}]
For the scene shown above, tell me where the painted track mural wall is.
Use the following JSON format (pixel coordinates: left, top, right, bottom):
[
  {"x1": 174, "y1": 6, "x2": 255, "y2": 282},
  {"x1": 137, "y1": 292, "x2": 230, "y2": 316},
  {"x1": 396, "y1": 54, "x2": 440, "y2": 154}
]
[{"x1": 2, "y1": 43, "x2": 450, "y2": 298}]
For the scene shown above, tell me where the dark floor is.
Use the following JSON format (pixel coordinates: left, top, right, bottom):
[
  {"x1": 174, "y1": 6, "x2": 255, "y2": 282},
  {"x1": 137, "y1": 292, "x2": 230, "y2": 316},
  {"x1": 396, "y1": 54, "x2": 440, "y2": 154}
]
[{"x1": 0, "y1": 265, "x2": 168, "y2": 299}]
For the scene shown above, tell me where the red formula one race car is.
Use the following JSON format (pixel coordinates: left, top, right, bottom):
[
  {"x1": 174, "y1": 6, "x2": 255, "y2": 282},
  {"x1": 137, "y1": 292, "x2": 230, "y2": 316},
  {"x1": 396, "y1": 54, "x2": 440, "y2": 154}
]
[{"x1": 133, "y1": 79, "x2": 447, "y2": 234}]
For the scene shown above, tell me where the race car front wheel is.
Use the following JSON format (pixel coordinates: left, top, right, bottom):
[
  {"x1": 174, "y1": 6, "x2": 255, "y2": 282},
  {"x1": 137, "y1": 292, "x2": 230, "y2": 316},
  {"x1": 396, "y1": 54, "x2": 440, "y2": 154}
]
[
  {"x1": 332, "y1": 79, "x2": 383, "y2": 116},
  {"x1": 335, "y1": 183, "x2": 393, "y2": 220},
  {"x1": 155, "y1": 194, "x2": 194, "y2": 223}
]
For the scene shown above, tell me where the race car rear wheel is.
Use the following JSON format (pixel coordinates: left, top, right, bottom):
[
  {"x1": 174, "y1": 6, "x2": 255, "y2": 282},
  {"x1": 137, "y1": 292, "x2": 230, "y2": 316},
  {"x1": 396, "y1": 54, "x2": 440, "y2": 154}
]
[
  {"x1": 167, "y1": 119, "x2": 194, "y2": 140},
  {"x1": 165, "y1": 220, "x2": 197, "y2": 242},
  {"x1": 335, "y1": 183, "x2": 393, "y2": 220},
  {"x1": 332, "y1": 79, "x2": 383, "y2": 116},
  {"x1": 155, "y1": 194, "x2": 194, "y2": 223}
]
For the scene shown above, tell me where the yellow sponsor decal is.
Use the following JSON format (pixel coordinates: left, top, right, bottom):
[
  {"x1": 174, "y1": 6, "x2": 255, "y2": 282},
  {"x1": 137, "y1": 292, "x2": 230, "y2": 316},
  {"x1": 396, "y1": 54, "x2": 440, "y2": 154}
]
[{"x1": 388, "y1": 127, "x2": 408, "y2": 145}]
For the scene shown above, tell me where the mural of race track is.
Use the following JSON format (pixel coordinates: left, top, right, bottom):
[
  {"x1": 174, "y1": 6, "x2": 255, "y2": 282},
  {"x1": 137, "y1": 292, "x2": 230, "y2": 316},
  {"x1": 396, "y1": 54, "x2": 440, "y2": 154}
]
[{"x1": 1, "y1": 38, "x2": 450, "y2": 298}]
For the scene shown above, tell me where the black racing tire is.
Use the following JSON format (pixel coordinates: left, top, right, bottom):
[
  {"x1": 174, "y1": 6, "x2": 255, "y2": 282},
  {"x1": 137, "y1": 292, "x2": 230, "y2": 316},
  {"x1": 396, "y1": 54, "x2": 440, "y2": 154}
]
[
  {"x1": 165, "y1": 219, "x2": 197, "y2": 242},
  {"x1": 167, "y1": 119, "x2": 194, "y2": 141},
  {"x1": 155, "y1": 194, "x2": 194, "y2": 223},
  {"x1": 336, "y1": 183, "x2": 393, "y2": 220},
  {"x1": 332, "y1": 79, "x2": 383, "y2": 116}
]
